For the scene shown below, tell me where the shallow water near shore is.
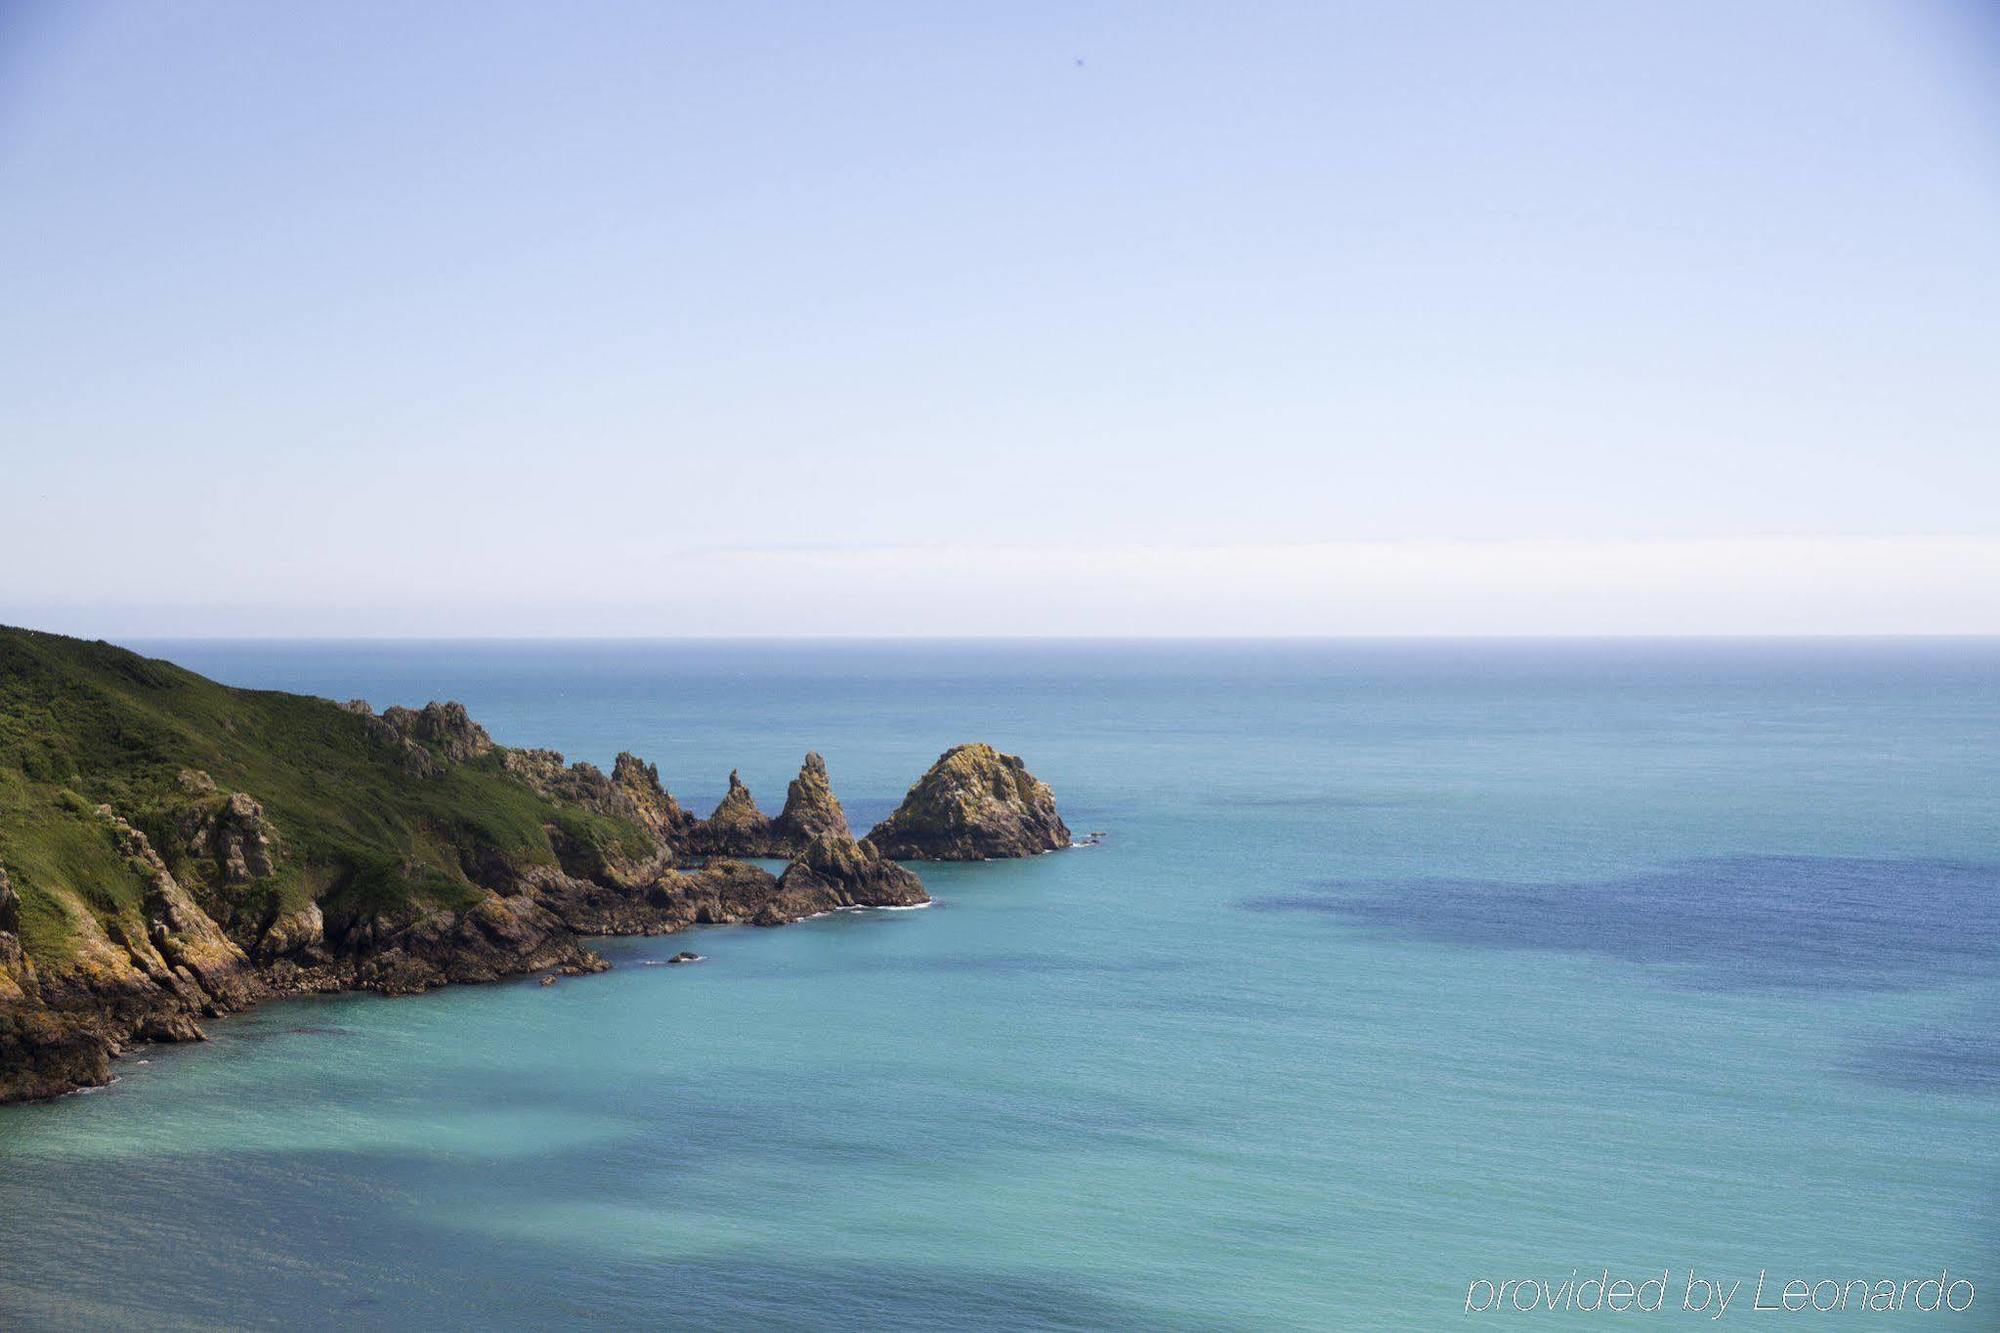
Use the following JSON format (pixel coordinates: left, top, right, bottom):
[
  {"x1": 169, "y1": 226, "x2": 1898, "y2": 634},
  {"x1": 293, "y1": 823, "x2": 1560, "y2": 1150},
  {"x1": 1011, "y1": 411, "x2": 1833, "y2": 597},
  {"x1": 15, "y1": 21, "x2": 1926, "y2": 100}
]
[{"x1": 2, "y1": 639, "x2": 1996, "y2": 1328}]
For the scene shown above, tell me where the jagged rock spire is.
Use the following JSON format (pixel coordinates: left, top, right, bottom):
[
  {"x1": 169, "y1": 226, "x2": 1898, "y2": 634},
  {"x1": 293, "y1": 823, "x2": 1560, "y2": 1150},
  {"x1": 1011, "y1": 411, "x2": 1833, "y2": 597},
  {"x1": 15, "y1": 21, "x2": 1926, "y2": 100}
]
[{"x1": 772, "y1": 751, "x2": 851, "y2": 846}]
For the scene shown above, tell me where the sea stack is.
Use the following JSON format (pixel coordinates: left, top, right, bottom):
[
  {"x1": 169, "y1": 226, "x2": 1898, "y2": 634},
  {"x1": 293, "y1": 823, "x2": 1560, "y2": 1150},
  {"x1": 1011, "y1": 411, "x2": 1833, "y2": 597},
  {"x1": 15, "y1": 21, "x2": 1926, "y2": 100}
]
[
  {"x1": 771, "y1": 751, "x2": 851, "y2": 848},
  {"x1": 864, "y1": 743, "x2": 1071, "y2": 860},
  {"x1": 689, "y1": 770, "x2": 776, "y2": 857}
]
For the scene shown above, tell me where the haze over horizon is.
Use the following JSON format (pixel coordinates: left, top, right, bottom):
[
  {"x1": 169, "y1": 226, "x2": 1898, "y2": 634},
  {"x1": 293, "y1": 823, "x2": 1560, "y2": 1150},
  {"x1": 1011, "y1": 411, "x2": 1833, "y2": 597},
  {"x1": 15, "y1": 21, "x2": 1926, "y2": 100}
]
[{"x1": 4, "y1": 2, "x2": 1997, "y2": 637}]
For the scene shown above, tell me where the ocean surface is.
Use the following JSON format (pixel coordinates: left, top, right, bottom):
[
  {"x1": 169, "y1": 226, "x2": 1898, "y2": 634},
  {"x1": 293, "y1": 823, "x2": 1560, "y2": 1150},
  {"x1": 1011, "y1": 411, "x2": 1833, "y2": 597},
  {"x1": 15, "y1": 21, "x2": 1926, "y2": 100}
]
[{"x1": 1, "y1": 639, "x2": 1995, "y2": 1329}]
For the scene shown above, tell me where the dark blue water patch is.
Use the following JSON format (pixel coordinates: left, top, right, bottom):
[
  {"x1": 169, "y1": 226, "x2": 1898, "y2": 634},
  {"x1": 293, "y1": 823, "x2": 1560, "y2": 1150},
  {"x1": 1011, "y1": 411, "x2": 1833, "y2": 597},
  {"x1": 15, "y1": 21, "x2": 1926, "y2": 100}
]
[
  {"x1": 870, "y1": 952, "x2": 1189, "y2": 977},
  {"x1": 1242, "y1": 856, "x2": 2000, "y2": 994},
  {"x1": 1846, "y1": 998, "x2": 2000, "y2": 1096},
  {"x1": 0, "y1": 1145, "x2": 1192, "y2": 1330},
  {"x1": 226, "y1": 1023, "x2": 357, "y2": 1042},
  {"x1": 1233, "y1": 792, "x2": 1430, "y2": 810}
]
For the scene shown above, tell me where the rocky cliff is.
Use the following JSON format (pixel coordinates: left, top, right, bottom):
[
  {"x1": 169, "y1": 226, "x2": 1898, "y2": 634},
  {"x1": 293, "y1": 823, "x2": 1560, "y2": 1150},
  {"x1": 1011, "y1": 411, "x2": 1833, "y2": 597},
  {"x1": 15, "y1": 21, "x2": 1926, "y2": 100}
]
[
  {"x1": 612, "y1": 752, "x2": 697, "y2": 850},
  {"x1": 865, "y1": 743, "x2": 1072, "y2": 860}
]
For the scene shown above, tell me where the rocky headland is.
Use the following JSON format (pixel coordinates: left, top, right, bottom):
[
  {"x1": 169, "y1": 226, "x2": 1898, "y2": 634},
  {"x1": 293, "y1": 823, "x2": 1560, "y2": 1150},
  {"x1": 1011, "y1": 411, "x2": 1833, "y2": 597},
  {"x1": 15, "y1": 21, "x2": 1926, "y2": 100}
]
[{"x1": 0, "y1": 628, "x2": 1071, "y2": 1103}]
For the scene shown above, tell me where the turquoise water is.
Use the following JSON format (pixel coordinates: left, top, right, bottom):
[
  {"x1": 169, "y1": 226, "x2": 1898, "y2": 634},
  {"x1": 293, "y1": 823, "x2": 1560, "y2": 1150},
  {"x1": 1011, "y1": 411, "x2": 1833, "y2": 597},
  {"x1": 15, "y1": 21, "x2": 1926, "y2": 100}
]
[{"x1": 1, "y1": 640, "x2": 1995, "y2": 1329}]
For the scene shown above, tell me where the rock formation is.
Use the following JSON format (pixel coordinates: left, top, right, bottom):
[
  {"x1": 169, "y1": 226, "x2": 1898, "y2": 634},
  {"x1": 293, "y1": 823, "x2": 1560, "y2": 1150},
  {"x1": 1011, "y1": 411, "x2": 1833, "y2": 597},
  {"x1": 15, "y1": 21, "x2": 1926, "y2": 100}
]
[
  {"x1": 612, "y1": 752, "x2": 697, "y2": 848},
  {"x1": 688, "y1": 770, "x2": 777, "y2": 857},
  {"x1": 0, "y1": 805, "x2": 267, "y2": 1103},
  {"x1": 757, "y1": 832, "x2": 928, "y2": 924},
  {"x1": 771, "y1": 752, "x2": 851, "y2": 847},
  {"x1": 379, "y1": 700, "x2": 494, "y2": 761},
  {"x1": 0, "y1": 632, "x2": 1103, "y2": 1104},
  {"x1": 343, "y1": 699, "x2": 495, "y2": 777},
  {"x1": 865, "y1": 743, "x2": 1071, "y2": 860},
  {"x1": 688, "y1": 753, "x2": 860, "y2": 859},
  {"x1": 95, "y1": 804, "x2": 260, "y2": 1011}
]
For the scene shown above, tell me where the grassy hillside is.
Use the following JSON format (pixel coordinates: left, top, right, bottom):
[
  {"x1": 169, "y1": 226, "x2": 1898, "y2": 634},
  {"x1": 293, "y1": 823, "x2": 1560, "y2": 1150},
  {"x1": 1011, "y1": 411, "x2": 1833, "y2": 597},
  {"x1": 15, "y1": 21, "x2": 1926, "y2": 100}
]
[{"x1": 0, "y1": 626, "x2": 649, "y2": 970}]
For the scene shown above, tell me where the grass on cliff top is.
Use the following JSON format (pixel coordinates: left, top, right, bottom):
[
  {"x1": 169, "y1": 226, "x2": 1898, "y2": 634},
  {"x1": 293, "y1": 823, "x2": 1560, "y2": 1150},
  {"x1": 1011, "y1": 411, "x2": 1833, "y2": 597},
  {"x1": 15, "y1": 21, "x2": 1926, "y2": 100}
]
[{"x1": 0, "y1": 626, "x2": 648, "y2": 968}]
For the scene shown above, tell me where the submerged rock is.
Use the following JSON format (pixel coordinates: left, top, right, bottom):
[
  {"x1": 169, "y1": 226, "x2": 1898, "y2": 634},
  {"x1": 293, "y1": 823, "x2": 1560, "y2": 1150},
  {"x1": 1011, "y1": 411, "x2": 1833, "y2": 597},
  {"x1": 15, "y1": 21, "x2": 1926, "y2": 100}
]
[{"x1": 864, "y1": 743, "x2": 1070, "y2": 860}]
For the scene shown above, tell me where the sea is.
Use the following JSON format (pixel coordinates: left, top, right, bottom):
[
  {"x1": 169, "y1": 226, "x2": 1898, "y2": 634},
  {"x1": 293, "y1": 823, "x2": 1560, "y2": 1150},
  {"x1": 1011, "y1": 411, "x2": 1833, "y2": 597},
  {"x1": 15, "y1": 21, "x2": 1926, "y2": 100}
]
[{"x1": 0, "y1": 639, "x2": 1994, "y2": 1329}]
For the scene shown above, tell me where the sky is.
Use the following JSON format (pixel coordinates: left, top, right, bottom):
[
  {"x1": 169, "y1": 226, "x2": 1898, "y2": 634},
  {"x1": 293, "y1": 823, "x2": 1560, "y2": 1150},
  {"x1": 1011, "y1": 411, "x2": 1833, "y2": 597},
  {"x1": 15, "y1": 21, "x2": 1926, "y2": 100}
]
[{"x1": 2, "y1": 0, "x2": 1997, "y2": 636}]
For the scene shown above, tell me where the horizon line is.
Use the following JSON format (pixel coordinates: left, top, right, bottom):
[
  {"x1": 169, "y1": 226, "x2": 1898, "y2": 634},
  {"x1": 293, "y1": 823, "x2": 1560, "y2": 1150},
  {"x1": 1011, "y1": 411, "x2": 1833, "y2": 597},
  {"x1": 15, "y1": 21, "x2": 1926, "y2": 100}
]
[{"x1": 98, "y1": 630, "x2": 2000, "y2": 644}]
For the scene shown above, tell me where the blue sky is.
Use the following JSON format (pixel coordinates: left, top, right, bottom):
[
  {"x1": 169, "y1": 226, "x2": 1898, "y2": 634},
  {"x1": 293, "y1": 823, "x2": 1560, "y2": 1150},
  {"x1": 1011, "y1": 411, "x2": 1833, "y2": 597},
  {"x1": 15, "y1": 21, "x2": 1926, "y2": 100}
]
[{"x1": 3, "y1": 1, "x2": 1996, "y2": 635}]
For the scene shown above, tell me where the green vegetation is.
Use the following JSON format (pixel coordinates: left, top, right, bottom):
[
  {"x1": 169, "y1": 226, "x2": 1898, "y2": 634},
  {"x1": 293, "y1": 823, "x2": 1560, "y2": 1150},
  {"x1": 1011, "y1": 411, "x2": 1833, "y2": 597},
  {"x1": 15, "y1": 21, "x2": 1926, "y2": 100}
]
[{"x1": 0, "y1": 626, "x2": 649, "y2": 968}]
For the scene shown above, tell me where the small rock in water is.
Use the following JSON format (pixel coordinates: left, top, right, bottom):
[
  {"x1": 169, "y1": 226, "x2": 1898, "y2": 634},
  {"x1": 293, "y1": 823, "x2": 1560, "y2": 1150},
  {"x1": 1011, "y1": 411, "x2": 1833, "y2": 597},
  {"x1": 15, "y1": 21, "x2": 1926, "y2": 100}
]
[
  {"x1": 667, "y1": 951, "x2": 703, "y2": 965},
  {"x1": 539, "y1": 975, "x2": 558, "y2": 987}
]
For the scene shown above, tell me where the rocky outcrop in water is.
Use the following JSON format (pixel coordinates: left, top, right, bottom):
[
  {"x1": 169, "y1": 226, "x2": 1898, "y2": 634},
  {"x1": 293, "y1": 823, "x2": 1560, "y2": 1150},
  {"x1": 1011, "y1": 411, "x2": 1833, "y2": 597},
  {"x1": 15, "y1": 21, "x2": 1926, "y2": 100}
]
[
  {"x1": 771, "y1": 752, "x2": 851, "y2": 847},
  {"x1": 689, "y1": 753, "x2": 863, "y2": 859},
  {"x1": 688, "y1": 770, "x2": 777, "y2": 857},
  {"x1": 865, "y1": 743, "x2": 1071, "y2": 860},
  {"x1": 346, "y1": 891, "x2": 604, "y2": 996},
  {"x1": 758, "y1": 833, "x2": 928, "y2": 924}
]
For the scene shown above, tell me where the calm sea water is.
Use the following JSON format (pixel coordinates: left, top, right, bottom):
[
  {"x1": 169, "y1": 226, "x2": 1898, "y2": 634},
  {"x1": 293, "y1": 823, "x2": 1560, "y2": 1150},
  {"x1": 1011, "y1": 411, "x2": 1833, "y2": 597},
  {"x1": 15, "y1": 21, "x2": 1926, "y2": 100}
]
[{"x1": 1, "y1": 640, "x2": 1995, "y2": 1329}]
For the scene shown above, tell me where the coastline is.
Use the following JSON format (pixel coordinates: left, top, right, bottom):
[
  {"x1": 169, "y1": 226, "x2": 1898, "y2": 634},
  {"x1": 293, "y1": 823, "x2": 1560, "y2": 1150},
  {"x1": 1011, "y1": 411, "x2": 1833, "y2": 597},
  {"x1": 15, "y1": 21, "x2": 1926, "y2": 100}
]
[{"x1": 0, "y1": 629, "x2": 1070, "y2": 1105}]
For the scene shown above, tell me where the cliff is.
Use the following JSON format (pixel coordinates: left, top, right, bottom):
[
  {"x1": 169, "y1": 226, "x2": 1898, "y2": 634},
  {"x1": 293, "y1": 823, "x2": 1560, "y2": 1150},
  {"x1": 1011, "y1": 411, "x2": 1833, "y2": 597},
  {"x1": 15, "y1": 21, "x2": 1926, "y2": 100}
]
[
  {"x1": 0, "y1": 627, "x2": 929, "y2": 1103},
  {"x1": 865, "y1": 743, "x2": 1071, "y2": 860}
]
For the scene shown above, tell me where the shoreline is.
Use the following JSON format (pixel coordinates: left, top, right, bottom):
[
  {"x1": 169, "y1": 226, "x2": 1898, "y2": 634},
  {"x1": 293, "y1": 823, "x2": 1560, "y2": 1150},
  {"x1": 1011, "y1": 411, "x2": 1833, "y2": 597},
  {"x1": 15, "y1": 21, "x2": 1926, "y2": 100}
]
[{"x1": 28, "y1": 895, "x2": 949, "y2": 1105}]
